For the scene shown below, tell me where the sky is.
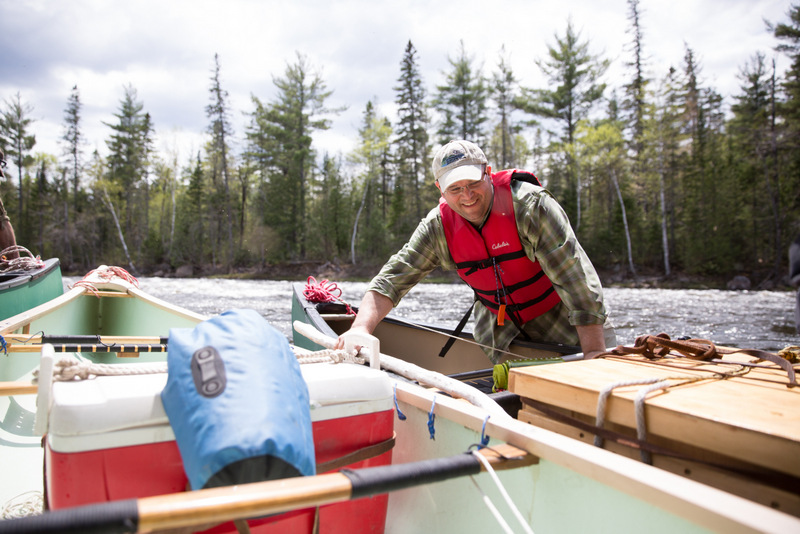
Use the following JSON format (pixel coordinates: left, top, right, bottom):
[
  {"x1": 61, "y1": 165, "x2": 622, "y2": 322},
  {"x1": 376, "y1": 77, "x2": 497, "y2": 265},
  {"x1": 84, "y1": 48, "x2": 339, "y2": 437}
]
[{"x1": 0, "y1": 0, "x2": 795, "y2": 174}]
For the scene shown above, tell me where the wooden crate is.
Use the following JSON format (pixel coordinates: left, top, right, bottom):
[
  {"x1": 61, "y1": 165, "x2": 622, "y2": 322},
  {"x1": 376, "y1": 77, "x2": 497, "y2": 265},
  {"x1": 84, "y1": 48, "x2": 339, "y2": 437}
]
[{"x1": 508, "y1": 356, "x2": 800, "y2": 479}]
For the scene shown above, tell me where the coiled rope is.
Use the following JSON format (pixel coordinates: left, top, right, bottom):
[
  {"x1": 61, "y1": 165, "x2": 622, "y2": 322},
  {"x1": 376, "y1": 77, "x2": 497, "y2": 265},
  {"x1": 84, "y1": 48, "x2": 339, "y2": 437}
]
[
  {"x1": 1, "y1": 491, "x2": 43, "y2": 519},
  {"x1": 303, "y1": 276, "x2": 355, "y2": 315},
  {"x1": 0, "y1": 246, "x2": 44, "y2": 273}
]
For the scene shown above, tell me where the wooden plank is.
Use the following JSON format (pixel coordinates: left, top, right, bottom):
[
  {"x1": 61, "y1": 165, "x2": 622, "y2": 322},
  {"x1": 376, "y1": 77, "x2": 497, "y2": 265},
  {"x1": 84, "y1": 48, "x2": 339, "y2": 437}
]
[
  {"x1": 0, "y1": 381, "x2": 37, "y2": 396},
  {"x1": 509, "y1": 357, "x2": 800, "y2": 478},
  {"x1": 518, "y1": 406, "x2": 800, "y2": 518}
]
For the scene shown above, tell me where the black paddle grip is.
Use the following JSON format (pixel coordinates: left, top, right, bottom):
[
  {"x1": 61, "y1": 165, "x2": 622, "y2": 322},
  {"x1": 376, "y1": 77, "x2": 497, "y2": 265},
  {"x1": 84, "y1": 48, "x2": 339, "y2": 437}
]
[
  {"x1": 342, "y1": 452, "x2": 481, "y2": 500},
  {"x1": 0, "y1": 498, "x2": 138, "y2": 534}
]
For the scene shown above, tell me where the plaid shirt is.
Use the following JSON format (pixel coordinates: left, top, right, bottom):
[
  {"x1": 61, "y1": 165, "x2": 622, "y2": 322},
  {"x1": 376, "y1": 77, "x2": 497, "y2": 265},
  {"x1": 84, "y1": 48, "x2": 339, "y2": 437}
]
[{"x1": 367, "y1": 178, "x2": 609, "y2": 363}]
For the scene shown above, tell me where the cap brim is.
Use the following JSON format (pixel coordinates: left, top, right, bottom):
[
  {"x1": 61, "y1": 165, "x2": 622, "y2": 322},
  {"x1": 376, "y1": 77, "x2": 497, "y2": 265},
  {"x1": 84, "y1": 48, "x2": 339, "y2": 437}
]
[{"x1": 437, "y1": 164, "x2": 484, "y2": 191}]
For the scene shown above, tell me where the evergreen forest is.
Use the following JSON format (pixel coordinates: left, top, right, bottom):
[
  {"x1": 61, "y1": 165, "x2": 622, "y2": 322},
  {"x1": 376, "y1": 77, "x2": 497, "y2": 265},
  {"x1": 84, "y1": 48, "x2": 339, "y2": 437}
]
[{"x1": 2, "y1": 2, "x2": 800, "y2": 288}]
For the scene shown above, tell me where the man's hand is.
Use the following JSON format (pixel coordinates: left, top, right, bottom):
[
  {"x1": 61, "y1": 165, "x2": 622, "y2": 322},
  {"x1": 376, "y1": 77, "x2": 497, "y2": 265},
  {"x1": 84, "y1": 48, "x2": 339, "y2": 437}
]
[
  {"x1": 334, "y1": 325, "x2": 372, "y2": 350},
  {"x1": 333, "y1": 291, "x2": 394, "y2": 350}
]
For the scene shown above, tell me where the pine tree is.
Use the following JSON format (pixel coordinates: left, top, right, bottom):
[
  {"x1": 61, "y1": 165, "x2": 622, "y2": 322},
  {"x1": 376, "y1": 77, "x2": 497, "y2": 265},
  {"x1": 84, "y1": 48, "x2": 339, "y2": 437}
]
[
  {"x1": 349, "y1": 101, "x2": 392, "y2": 263},
  {"x1": 59, "y1": 85, "x2": 84, "y2": 265},
  {"x1": 488, "y1": 46, "x2": 523, "y2": 168},
  {"x1": 434, "y1": 40, "x2": 489, "y2": 145},
  {"x1": 205, "y1": 53, "x2": 236, "y2": 270},
  {"x1": 770, "y1": 4, "x2": 800, "y2": 270},
  {"x1": 103, "y1": 84, "x2": 153, "y2": 268},
  {"x1": 62, "y1": 86, "x2": 83, "y2": 212},
  {"x1": 516, "y1": 18, "x2": 608, "y2": 212},
  {"x1": 393, "y1": 40, "x2": 430, "y2": 226},
  {"x1": 623, "y1": 0, "x2": 648, "y2": 159},
  {"x1": 245, "y1": 53, "x2": 340, "y2": 259},
  {"x1": 0, "y1": 92, "x2": 36, "y2": 240},
  {"x1": 729, "y1": 53, "x2": 774, "y2": 273}
]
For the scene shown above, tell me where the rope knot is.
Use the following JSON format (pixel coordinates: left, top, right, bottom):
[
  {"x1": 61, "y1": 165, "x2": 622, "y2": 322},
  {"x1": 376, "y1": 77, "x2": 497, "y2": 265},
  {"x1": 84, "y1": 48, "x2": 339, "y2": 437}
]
[{"x1": 54, "y1": 359, "x2": 92, "y2": 381}]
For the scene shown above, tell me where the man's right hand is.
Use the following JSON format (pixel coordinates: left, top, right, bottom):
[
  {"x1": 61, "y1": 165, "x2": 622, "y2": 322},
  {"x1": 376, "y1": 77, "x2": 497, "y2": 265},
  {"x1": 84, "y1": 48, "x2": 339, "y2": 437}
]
[
  {"x1": 334, "y1": 325, "x2": 373, "y2": 351},
  {"x1": 333, "y1": 290, "x2": 394, "y2": 350}
]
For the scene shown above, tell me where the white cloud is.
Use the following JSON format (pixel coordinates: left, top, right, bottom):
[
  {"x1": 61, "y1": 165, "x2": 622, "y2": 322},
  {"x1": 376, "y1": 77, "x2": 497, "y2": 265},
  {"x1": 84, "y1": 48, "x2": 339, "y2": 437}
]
[{"x1": 0, "y1": 0, "x2": 792, "y2": 171}]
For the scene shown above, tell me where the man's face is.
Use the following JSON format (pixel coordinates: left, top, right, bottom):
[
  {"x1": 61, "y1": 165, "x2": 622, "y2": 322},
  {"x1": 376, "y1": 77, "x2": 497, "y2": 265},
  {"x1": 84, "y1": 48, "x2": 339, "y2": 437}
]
[{"x1": 440, "y1": 170, "x2": 493, "y2": 224}]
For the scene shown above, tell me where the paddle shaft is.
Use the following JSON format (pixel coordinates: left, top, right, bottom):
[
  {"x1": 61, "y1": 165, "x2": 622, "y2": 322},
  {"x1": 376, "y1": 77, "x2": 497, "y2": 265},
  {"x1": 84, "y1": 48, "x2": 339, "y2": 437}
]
[{"x1": 0, "y1": 446, "x2": 534, "y2": 533}]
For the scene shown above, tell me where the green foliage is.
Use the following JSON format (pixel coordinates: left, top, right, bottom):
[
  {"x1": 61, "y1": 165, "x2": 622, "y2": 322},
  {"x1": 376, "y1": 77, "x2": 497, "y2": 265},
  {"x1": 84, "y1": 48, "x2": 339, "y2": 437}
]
[{"x1": 433, "y1": 40, "x2": 489, "y2": 145}]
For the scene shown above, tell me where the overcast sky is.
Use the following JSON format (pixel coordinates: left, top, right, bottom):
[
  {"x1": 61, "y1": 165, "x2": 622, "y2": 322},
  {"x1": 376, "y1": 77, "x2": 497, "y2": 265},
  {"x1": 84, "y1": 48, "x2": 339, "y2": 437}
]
[{"x1": 0, "y1": 0, "x2": 794, "y2": 173}]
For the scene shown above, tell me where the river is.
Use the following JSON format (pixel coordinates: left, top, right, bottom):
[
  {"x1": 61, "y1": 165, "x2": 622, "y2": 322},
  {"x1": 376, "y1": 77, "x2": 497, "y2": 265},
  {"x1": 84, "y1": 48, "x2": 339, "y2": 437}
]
[{"x1": 64, "y1": 277, "x2": 799, "y2": 352}]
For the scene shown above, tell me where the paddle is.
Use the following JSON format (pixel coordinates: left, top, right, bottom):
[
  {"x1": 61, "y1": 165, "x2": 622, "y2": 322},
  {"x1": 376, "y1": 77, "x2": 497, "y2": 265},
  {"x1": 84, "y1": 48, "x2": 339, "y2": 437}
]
[{"x1": 0, "y1": 445, "x2": 535, "y2": 534}]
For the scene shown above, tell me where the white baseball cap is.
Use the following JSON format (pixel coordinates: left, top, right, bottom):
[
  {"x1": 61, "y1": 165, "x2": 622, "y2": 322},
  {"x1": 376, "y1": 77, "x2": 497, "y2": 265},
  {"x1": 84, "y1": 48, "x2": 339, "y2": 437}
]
[{"x1": 432, "y1": 140, "x2": 488, "y2": 191}]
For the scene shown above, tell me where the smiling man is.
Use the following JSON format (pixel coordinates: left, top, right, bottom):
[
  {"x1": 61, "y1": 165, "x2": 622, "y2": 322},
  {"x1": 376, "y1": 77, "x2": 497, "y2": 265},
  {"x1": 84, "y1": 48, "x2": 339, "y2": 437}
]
[{"x1": 336, "y1": 140, "x2": 614, "y2": 362}]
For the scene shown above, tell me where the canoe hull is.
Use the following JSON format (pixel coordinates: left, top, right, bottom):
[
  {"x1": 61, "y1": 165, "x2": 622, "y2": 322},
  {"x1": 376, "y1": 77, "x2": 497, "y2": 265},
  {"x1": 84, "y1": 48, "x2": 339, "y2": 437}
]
[
  {"x1": 0, "y1": 258, "x2": 62, "y2": 322},
  {"x1": 0, "y1": 269, "x2": 205, "y2": 512}
]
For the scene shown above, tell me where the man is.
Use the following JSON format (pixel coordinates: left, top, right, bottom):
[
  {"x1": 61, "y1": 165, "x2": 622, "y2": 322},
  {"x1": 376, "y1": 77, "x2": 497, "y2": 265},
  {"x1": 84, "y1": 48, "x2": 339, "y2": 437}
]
[
  {"x1": 790, "y1": 234, "x2": 800, "y2": 333},
  {"x1": 0, "y1": 149, "x2": 19, "y2": 259},
  {"x1": 336, "y1": 140, "x2": 614, "y2": 361}
]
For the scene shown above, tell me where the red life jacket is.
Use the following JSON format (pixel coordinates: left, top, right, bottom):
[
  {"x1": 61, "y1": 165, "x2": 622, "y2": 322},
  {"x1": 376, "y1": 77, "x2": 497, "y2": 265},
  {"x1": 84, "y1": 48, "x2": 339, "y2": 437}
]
[{"x1": 439, "y1": 169, "x2": 562, "y2": 327}]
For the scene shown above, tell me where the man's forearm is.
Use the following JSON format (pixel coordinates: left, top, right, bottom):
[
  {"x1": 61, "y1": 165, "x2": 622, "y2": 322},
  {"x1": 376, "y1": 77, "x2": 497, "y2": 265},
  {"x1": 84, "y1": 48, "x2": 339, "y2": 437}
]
[
  {"x1": 575, "y1": 323, "x2": 607, "y2": 359},
  {"x1": 335, "y1": 291, "x2": 394, "y2": 349},
  {"x1": 350, "y1": 291, "x2": 394, "y2": 333}
]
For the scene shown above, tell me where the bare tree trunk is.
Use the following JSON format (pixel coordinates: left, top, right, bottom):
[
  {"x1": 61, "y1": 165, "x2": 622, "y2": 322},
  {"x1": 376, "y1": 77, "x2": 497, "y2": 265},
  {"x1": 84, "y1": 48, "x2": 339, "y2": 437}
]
[
  {"x1": 658, "y1": 168, "x2": 671, "y2": 277},
  {"x1": 350, "y1": 178, "x2": 371, "y2": 265},
  {"x1": 101, "y1": 187, "x2": 137, "y2": 275},
  {"x1": 611, "y1": 169, "x2": 636, "y2": 277}
]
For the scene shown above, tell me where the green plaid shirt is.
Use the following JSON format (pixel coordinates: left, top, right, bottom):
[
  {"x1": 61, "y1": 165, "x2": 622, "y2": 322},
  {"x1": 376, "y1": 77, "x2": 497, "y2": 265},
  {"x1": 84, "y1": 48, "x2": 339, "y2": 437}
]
[{"x1": 367, "y1": 179, "x2": 609, "y2": 363}]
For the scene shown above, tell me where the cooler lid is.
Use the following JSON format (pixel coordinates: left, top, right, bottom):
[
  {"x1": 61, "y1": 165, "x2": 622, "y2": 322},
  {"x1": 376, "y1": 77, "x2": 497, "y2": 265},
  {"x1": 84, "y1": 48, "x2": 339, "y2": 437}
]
[{"x1": 47, "y1": 362, "x2": 393, "y2": 438}]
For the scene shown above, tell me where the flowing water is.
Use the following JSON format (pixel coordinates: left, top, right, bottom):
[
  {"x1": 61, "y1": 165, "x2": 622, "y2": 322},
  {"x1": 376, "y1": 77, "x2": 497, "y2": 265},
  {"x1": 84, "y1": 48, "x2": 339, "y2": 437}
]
[{"x1": 64, "y1": 277, "x2": 800, "y2": 352}]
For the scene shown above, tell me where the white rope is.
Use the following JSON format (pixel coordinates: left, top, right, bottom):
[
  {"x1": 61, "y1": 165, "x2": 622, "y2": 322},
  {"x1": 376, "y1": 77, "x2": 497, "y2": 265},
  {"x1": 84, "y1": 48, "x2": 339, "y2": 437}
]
[
  {"x1": 471, "y1": 450, "x2": 535, "y2": 534},
  {"x1": 294, "y1": 348, "x2": 365, "y2": 365},
  {"x1": 634, "y1": 380, "x2": 674, "y2": 464},
  {"x1": 594, "y1": 377, "x2": 663, "y2": 448},
  {"x1": 40, "y1": 346, "x2": 362, "y2": 383},
  {"x1": 469, "y1": 476, "x2": 515, "y2": 534},
  {"x1": 1, "y1": 491, "x2": 43, "y2": 519},
  {"x1": 0, "y1": 246, "x2": 44, "y2": 273},
  {"x1": 594, "y1": 375, "x2": 708, "y2": 463},
  {"x1": 49, "y1": 358, "x2": 168, "y2": 381}
]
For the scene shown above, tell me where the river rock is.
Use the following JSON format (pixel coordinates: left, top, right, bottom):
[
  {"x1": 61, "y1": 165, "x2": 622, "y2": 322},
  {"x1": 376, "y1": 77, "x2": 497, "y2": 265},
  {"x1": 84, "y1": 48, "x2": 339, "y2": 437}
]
[
  {"x1": 726, "y1": 275, "x2": 751, "y2": 290},
  {"x1": 175, "y1": 265, "x2": 194, "y2": 277}
]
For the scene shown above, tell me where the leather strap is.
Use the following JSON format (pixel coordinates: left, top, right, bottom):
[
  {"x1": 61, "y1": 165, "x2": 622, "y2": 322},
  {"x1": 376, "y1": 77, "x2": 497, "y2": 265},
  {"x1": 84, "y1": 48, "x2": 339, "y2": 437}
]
[{"x1": 315, "y1": 432, "x2": 396, "y2": 473}]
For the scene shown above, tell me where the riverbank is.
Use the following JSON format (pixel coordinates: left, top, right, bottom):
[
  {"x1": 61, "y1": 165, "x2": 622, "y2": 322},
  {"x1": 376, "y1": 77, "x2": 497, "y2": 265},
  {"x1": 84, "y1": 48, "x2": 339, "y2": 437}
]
[{"x1": 113, "y1": 260, "x2": 796, "y2": 292}]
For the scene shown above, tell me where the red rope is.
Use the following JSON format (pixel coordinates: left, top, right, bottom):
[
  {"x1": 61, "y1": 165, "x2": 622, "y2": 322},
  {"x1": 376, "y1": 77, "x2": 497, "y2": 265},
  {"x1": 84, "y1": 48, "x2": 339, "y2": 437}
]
[
  {"x1": 71, "y1": 266, "x2": 140, "y2": 297},
  {"x1": 303, "y1": 276, "x2": 355, "y2": 315}
]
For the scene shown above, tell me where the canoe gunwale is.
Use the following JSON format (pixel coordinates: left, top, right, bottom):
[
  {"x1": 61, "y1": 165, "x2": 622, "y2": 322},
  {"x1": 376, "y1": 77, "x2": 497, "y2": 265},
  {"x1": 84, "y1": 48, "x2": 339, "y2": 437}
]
[{"x1": 0, "y1": 258, "x2": 61, "y2": 291}]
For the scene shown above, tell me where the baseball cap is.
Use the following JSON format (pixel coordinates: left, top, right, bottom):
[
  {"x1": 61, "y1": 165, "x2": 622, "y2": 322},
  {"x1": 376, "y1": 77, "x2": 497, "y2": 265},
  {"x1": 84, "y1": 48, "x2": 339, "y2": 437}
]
[{"x1": 432, "y1": 140, "x2": 488, "y2": 191}]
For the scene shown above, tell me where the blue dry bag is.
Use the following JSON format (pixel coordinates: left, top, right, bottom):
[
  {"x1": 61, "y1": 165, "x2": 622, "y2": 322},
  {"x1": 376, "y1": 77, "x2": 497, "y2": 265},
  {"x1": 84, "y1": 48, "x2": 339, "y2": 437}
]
[{"x1": 161, "y1": 309, "x2": 315, "y2": 490}]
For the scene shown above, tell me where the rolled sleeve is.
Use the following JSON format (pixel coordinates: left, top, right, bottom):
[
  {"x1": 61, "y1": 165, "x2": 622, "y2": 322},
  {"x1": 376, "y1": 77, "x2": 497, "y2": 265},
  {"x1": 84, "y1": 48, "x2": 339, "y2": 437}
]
[
  {"x1": 367, "y1": 208, "x2": 452, "y2": 306},
  {"x1": 514, "y1": 183, "x2": 607, "y2": 326}
]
